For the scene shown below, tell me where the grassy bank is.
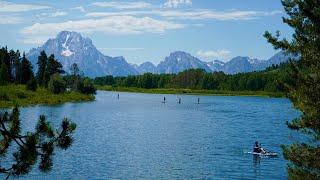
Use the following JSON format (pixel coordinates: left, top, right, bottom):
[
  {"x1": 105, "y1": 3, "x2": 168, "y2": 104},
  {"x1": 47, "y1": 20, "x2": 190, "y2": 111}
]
[
  {"x1": 97, "y1": 85, "x2": 285, "y2": 98},
  {"x1": 0, "y1": 85, "x2": 95, "y2": 108}
]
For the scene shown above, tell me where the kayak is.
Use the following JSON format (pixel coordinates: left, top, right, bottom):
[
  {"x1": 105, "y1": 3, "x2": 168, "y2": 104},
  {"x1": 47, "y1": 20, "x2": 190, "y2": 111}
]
[{"x1": 247, "y1": 151, "x2": 278, "y2": 157}]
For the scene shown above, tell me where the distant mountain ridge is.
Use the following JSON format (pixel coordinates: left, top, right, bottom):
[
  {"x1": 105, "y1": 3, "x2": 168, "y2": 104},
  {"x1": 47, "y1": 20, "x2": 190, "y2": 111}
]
[
  {"x1": 137, "y1": 51, "x2": 290, "y2": 75},
  {"x1": 27, "y1": 31, "x2": 138, "y2": 77},
  {"x1": 27, "y1": 31, "x2": 291, "y2": 77}
]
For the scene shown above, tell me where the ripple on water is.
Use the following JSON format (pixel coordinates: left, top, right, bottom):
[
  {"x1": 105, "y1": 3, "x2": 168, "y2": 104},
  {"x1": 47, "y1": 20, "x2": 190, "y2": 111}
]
[{"x1": 1, "y1": 91, "x2": 300, "y2": 179}]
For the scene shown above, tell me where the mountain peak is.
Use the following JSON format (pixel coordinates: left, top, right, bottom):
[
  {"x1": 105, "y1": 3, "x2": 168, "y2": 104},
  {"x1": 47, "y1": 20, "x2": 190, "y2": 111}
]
[
  {"x1": 137, "y1": 61, "x2": 157, "y2": 74},
  {"x1": 26, "y1": 31, "x2": 138, "y2": 77},
  {"x1": 58, "y1": 30, "x2": 76, "y2": 35},
  {"x1": 169, "y1": 51, "x2": 191, "y2": 58},
  {"x1": 158, "y1": 51, "x2": 211, "y2": 73}
]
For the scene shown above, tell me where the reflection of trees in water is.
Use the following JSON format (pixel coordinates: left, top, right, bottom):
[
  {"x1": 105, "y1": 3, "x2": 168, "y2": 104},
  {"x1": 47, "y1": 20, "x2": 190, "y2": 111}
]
[{"x1": 253, "y1": 155, "x2": 261, "y2": 177}]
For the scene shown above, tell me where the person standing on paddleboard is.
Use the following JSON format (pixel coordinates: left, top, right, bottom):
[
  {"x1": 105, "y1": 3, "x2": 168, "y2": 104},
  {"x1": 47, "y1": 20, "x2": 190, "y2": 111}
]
[{"x1": 253, "y1": 141, "x2": 266, "y2": 154}]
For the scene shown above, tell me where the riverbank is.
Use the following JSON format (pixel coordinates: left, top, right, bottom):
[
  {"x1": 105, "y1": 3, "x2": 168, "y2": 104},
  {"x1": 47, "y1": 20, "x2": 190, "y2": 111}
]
[
  {"x1": 0, "y1": 85, "x2": 95, "y2": 108},
  {"x1": 97, "y1": 85, "x2": 285, "y2": 98}
]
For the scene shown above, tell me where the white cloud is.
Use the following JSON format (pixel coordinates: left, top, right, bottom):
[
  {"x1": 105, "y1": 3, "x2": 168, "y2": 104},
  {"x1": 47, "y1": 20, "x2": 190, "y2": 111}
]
[
  {"x1": 157, "y1": 10, "x2": 282, "y2": 20},
  {"x1": 0, "y1": 15, "x2": 23, "y2": 24},
  {"x1": 164, "y1": 0, "x2": 192, "y2": 8},
  {"x1": 21, "y1": 16, "x2": 185, "y2": 44},
  {"x1": 85, "y1": 9, "x2": 282, "y2": 21},
  {"x1": 71, "y1": 6, "x2": 86, "y2": 13},
  {"x1": 92, "y1": 1, "x2": 151, "y2": 9},
  {"x1": 50, "y1": 10, "x2": 67, "y2": 17},
  {"x1": 197, "y1": 50, "x2": 231, "y2": 60},
  {"x1": 0, "y1": 1, "x2": 49, "y2": 12},
  {"x1": 36, "y1": 10, "x2": 67, "y2": 20},
  {"x1": 85, "y1": 11, "x2": 146, "y2": 17},
  {"x1": 100, "y1": 47, "x2": 144, "y2": 51},
  {"x1": 23, "y1": 36, "x2": 49, "y2": 45}
]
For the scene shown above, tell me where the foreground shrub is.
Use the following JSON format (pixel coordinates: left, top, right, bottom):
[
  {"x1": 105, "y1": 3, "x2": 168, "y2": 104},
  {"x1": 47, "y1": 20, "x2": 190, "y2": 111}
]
[
  {"x1": 26, "y1": 76, "x2": 38, "y2": 91},
  {"x1": 0, "y1": 107, "x2": 76, "y2": 178},
  {"x1": 48, "y1": 73, "x2": 66, "y2": 94}
]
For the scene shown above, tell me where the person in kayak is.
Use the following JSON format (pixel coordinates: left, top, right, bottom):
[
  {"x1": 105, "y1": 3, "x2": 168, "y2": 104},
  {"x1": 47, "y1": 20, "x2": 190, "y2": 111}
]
[{"x1": 253, "y1": 141, "x2": 266, "y2": 154}]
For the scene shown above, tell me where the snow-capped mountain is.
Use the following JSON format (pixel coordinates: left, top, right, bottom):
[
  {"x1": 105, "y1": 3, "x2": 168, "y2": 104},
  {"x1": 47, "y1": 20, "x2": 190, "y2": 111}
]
[
  {"x1": 26, "y1": 31, "x2": 291, "y2": 77},
  {"x1": 138, "y1": 51, "x2": 289, "y2": 75},
  {"x1": 212, "y1": 51, "x2": 290, "y2": 74},
  {"x1": 27, "y1": 31, "x2": 138, "y2": 77},
  {"x1": 206, "y1": 60, "x2": 225, "y2": 72},
  {"x1": 157, "y1": 51, "x2": 211, "y2": 74}
]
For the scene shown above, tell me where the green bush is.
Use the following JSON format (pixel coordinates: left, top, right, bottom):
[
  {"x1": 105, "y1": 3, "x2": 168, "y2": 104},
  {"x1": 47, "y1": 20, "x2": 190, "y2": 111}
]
[
  {"x1": 77, "y1": 78, "x2": 96, "y2": 94},
  {"x1": 48, "y1": 74, "x2": 66, "y2": 94},
  {"x1": 26, "y1": 76, "x2": 38, "y2": 91},
  {"x1": 0, "y1": 91, "x2": 9, "y2": 101},
  {"x1": 15, "y1": 91, "x2": 27, "y2": 99}
]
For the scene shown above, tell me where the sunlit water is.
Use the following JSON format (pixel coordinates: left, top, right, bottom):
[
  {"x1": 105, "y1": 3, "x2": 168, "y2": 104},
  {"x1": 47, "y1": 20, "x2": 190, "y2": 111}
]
[{"x1": 1, "y1": 91, "x2": 300, "y2": 179}]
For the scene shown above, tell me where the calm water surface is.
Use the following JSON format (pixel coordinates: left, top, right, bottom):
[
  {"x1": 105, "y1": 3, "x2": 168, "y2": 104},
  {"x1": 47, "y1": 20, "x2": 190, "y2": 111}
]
[{"x1": 4, "y1": 91, "x2": 300, "y2": 179}]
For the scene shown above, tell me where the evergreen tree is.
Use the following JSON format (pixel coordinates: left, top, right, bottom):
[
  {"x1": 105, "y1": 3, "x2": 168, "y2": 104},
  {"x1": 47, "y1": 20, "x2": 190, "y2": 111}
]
[
  {"x1": 48, "y1": 73, "x2": 66, "y2": 94},
  {"x1": 20, "y1": 53, "x2": 33, "y2": 84},
  {"x1": 44, "y1": 54, "x2": 63, "y2": 86},
  {"x1": 77, "y1": 77, "x2": 96, "y2": 94},
  {"x1": 26, "y1": 75, "x2": 38, "y2": 91},
  {"x1": 0, "y1": 107, "x2": 76, "y2": 178},
  {"x1": 264, "y1": 0, "x2": 320, "y2": 179},
  {"x1": 0, "y1": 62, "x2": 9, "y2": 85},
  {"x1": 8, "y1": 49, "x2": 16, "y2": 82},
  {"x1": 69, "y1": 63, "x2": 80, "y2": 90},
  {"x1": 36, "y1": 51, "x2": 48, "y2": 86},
  {"x1": 13, "y1": 50, "x2": 21, "y2": 84},
  {"x1": 70, "y1": 63, "x2": 80, "y2": 77},
  {"x1": 3, "y1": 47, "x2": 12, "y2": 82}
]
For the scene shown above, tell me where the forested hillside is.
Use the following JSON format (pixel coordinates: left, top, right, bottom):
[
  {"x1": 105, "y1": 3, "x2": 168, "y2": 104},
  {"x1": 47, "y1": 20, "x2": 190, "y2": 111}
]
[{"x1": 94, "y1": 62, "x2": 295, "y2": 93}]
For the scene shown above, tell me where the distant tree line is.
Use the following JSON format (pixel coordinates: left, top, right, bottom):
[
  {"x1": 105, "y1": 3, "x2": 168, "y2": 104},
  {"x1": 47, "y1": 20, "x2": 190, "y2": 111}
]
[
  {"x1": 94, "y1": 62, "x2": 295, "y2": 92},
  {"x1": 0, "y1": 47, "x2": 33, "y2": 86},
  {"x1": 0, "y1": 46, "x2": 95, "y2": 95}
]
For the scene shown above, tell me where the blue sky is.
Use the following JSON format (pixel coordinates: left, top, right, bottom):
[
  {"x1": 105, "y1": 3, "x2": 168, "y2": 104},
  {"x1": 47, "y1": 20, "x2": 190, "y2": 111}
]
[{"x1": 0, "y1": 0, "x2": 291, "y2": 65}]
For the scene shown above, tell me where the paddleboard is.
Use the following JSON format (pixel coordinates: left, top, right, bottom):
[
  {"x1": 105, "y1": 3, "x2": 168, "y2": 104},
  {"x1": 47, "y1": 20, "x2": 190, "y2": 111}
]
[{"x1": 247, "y1": 151, "x2": 278, "y2": 157}]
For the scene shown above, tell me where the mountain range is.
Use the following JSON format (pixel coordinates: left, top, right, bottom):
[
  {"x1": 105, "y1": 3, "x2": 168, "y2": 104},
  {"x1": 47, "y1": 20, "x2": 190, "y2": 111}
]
[{"x1": 27, "y1": 31, "x2": 290, "y2": 77}]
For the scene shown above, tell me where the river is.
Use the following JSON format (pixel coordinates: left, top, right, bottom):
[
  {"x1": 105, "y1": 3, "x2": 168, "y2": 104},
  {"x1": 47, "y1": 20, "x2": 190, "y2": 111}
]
[{"x1": 3, "y1": 91, "x2": 300, "y2": 179}]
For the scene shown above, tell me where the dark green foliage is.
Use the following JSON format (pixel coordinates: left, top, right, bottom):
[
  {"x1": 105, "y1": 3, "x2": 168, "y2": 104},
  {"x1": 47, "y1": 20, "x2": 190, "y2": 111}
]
[
  {"x1": 26, "y1": 76, "x2": 37, "y2": 91},
  {"x1": 44, "y1": 54, "x2": 64, "y2": 87},
  {"x1": 0, "y1": 107, "x2": 76, "y2": 178},
  {"x1": 137, "y1": 73, "x2": 157, "y2": 89},
  {"x1": 15, "y1": 91, "x2": 27, "y2": 99},
  {"x1": 48, "y1": 73, "x2": 66, "y2": 94},
  {"x1": 95, "y1": 64, "x2": 294, "y2": 93},
  {"x1": 13, "y1": 50, "x2": 21, "y2": 84},
  {"x1": 77, "y1": 78, "x2": 96, "y2": 95},
  {"x1": 264, "y1": 0, "x2": 320, "y2": 178},
  {"x1": 68, "y1": 63, "x2": 81, "y2": 91},
  {"x1": 20, "y1": 53, "x2": 33, "y2": 84},
  {"x1": 172, "y1": 69, "x2": 206, "y2": 89},
  {"x1": 0, "y1": 91, "x2": 9, "y2": 101},
  {"x1": 36, "y1": 51, "x2": 48, "y2": 86},
  {"x1": 64, "y1": 63, "x2": 96, "y2": 95},
  {"x1": 0, "y1": 62, "x2": 9, "y2": 85},
  {"x1": 94, "y1": 75, "x2": 114, "y2": 86}
]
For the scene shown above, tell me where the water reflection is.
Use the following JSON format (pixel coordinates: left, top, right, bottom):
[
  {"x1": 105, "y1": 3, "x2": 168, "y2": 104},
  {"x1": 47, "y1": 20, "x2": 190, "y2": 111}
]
[{"x1": 253, "y1": 155, "x2": 261, "y2": 177}]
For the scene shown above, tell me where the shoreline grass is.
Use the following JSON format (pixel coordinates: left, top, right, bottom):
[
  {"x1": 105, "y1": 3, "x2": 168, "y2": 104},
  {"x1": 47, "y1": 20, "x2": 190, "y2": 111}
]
[
  {"x1": 0, "y1": 85, "x2": 95, "y2": 108},
  {"x1": 96, "y1": 85, "x2": 285, "y2": 98}
]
